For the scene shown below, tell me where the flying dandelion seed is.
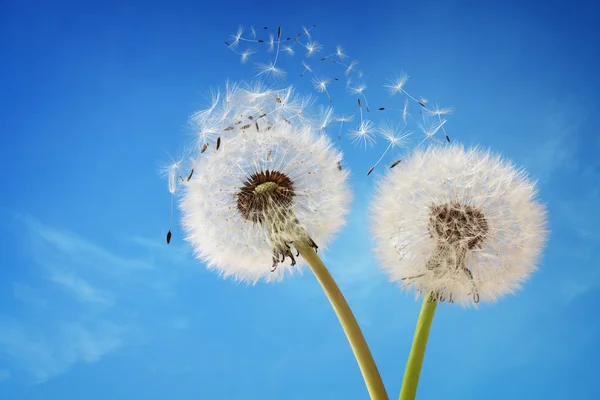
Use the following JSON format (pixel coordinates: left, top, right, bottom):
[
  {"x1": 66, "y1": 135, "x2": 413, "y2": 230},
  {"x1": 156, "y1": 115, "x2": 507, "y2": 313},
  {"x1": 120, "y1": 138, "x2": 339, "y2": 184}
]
[
  {"x1": 304, "y1": 41, "x2": 323, "y2": 57},
  {"x1": 366, "y1": 123, "x2": 412, "y2": 175},
  {"x1": 300, "y1": 60, "x2": 313, "y2": 77},
  {"x1": 348, "y1": 120, "x2": 376, "y2": 149},
  {"x1": 349, "y1": 83, "x2": 370, "y2": 112},
  {"x1": 159, "y1": 154, "x2": 183, "y2": 244},
  {"x1": 335, "y1": 114, "x2": 354, "y2": 140},
  {"x1": 370, "y1": 145, "x2": 548, "y2": 306},
  {"x1": 312, "y1": 76, "x2": 332, "y2": 103}
]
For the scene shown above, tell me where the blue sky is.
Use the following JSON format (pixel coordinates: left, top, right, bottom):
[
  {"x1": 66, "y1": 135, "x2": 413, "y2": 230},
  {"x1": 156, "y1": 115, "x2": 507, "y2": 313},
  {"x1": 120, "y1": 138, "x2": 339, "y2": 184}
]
[{"x1": 0, "y1": 0, "x2": 599, "y2": 398}]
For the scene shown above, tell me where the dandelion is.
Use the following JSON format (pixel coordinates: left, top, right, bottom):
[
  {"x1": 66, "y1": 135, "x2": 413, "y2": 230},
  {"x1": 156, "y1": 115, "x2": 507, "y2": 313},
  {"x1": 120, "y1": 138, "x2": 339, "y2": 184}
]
[
  {"x1": 370, "y1": 145, "x2": 548, "y2": 399},
  {"x1": 178, "y1": 82, "x2": 387, "y2": 399}
]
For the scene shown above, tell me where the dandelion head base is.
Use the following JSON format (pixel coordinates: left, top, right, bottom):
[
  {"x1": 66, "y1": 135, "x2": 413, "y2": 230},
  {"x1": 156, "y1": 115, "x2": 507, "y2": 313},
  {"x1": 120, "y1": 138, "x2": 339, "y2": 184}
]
[
  {"x1": 237, "y1": 170, "x2": 295, "y2": 224},
  {"x1": 428, "y1": 202, "x2": 489, "y2": 250}
]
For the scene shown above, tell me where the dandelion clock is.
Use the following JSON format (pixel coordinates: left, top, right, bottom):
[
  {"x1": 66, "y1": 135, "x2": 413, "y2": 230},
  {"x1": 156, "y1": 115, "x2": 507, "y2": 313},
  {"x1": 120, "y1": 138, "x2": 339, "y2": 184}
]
[
  {"x1": 370, "y1": 144, "x2": 548, "y2": 399},
  {"x1": 169, "y1": 81, "x2": 387, "y2": 399}
]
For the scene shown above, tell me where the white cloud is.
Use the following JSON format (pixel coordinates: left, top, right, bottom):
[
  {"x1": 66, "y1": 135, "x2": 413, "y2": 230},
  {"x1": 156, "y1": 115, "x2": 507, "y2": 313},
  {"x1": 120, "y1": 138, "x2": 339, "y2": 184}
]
[
  {"x1": 0, "y1": 317, "x2": 124, "y2": 384},
  {"x1": 0, "y1": 214, "x2": 194, "y2": 384},
  {"x1": 49, "y1": 271, "x2": 114, "y2": 305}
]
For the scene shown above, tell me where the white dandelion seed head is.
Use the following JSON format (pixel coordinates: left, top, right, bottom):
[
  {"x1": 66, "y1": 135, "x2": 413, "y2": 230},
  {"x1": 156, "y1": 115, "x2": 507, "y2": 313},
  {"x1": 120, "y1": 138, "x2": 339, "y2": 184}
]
[
  {"x1": 370, "y1": 145, "x2": 548, "y2": 307},
  {"x1": 180, "y1": 82, "x2": 352, "y2": 283}
]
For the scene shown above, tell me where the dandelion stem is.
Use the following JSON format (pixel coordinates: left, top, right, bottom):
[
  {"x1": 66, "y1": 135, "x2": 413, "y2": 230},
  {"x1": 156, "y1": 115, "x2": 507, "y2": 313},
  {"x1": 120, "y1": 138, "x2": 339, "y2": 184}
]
[
  {"x1": 398, "y1": 292, "x2": 437, "y2": 400},
  {"x1": 295, "y1": 241, "x2": 388, "y2": 400}
]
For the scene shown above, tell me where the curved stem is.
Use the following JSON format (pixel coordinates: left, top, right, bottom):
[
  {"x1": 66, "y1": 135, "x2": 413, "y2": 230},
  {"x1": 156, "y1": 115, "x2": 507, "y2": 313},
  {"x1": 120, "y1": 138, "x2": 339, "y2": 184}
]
[
  {"x1": 295, "y1": 240, "x2": 388, "y2": 400},
  {"x1": 398, "y1": 293, "x2": 437, "y2": 400}
]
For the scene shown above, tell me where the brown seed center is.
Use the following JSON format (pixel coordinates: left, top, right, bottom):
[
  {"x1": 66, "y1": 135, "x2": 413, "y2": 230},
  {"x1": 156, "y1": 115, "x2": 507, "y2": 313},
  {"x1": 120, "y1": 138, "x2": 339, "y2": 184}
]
[
  {"x1": 237, "y1": 170, "x2": 295, "y2": 224},
  {"x1": 428, "y1": 203, "x2": 489, "y2": 249}
]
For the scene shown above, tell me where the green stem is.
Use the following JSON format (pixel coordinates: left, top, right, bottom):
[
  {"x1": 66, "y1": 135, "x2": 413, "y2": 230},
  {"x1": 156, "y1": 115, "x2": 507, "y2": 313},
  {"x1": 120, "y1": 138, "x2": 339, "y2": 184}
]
[
  {"x1": 295, "y1": 241, "x2": 389, "y2": 400},
  {"x1": 399, "y1": 293, "x2": 438, "y2": 400}
]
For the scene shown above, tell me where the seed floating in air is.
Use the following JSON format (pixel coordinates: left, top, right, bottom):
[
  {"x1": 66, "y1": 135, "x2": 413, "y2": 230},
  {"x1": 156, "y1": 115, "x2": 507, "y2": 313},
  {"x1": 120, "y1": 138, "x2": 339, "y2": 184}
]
[
  {"x1": 166, "y1": 230, "x2": 172, "y2": 244},
  {"x1": 390, "y1": 159, "x2": 402, "y2": 168}
]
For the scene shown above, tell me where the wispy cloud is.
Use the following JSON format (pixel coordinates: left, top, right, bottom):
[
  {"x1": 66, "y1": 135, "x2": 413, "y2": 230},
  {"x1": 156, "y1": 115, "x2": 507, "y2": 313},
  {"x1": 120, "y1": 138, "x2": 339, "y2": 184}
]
[
  {"x1": 18, "y1": 214, "x2": 156, "y2": 274},
  {"x1": 0, "y1": 317, "x2": 124, "y2": 384},
  {"x1": 0, "y1": 213, "x2": 194, "y2": 384},
  {"x1": 49, "y1": 271, "x2": 114, "y2": 305}
]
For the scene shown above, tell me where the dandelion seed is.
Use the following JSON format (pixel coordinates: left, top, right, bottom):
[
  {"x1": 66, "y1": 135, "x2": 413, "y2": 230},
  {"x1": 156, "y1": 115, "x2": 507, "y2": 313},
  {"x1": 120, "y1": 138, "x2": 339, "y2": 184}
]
[
  {"x1": 390, "y1": 159, "x2": 402, "y2": 168},
  {"x1": 159, "y1": 154, "x2": 183, "y2": 245},
  {"x1": 300, "y1": 60, "x2": 312, "y2": 77},
  {"x1": 317, "y1": 106, "x2": 336, "y2": 131},
  {"x1": 255, "y1": 63, "x2": 286, "y2": 79},
  {"x1": 402, "y1": 99, "x2": 410, "y2": 124},
  {"x1": 418, "y1": 119, "x2": 446, "y2": 146},
  {"x1": 335, "y1": 114, "x2": 354, "y2": 140},
  {"x1": 240, "y1": 48, "x2": 256, "y2": 63},
  {"x1": 312, "y1": 76, "x2": 332, "y2": 102},
  {"x1": 304, "y1": 41, "x2": 323, "y2": 57},
  {"x1": 423, "y1": 104, "x2": 453, "y2": 117},
  {"x1": 348, "y1": 120, "x2": 376, "y2": 149},
  {"x1": 366, "y1": 123, "x2": 412, "y2": 176},
  {"x1": 370, "y1": 145, "x2": 548, "y2": 306},
  {"x1": 384, "y1": 73, "x2": 410, "y2": 96},
  {"x1": 336, "y1": 60, "x2": 358, "y2": 75},
  {"x1": 349, "y1": 83, "x2": 370, "y2": 112},
  {"x1": 282, "y1": 45, "x2": 294, "y2": 55}
]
